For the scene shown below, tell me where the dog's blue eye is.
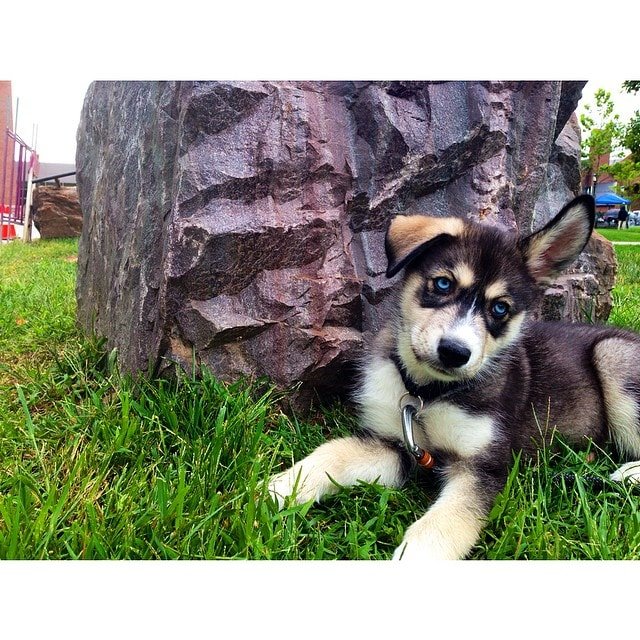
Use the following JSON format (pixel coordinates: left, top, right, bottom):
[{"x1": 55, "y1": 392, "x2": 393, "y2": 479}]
[
  {"x1": 434, "y1": 277, "x2": 452, "y2": 293},
  {"x1": 491, "y1": 301, "x2": 510, "y2": 319}
]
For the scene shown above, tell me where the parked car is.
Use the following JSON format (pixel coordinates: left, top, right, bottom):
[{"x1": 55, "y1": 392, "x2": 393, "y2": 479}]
[
  {"x1": 629, "y1": 211, "x2": 640, "y2": 226},
  {"x1": 599, "y1": 209, "x2": 620, "y2": 226}
]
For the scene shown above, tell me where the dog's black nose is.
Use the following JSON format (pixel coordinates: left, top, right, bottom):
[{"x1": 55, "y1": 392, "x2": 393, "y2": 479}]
[{"x1": 438, "y1": 338, "x2": 471, "y2": 368}]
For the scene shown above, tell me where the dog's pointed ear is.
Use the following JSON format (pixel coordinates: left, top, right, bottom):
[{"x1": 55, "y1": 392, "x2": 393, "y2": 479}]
[
  {"x1": 385, "y1": 215, "x2": 465, "y2": 277},
  {"x1": 518, "y1": 195, "x2": 595, "y2": 282}
]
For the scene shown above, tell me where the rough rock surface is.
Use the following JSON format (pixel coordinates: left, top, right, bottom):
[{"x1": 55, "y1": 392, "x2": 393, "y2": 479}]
[
  {"x1": 32, "y1": 186, "x2": 83, "y2": 238},
  {"x1": 75, "y1": 80, "x2": 615, "y2": 401},
  {"x1": 540, "y1": 232, "x2": 616, "y2": 322}
]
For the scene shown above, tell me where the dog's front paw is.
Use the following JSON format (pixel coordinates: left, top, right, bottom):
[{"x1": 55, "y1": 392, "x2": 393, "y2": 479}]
[
  {"x1": 392, "y1": 518, "x2": 466, "y2": 561},
  {"x1": 391, "y1": 518, "x2": 448, "y2": 560},
  {"x1": 392, "y1": 538, "x2": 446, "y2": 561},
  {"x1": 267, "y1": 463, "x2": 319, "y2": 510},
  {"x1": 610, "y1": 460, "x2": 640, "y2": 484},
  {"x1": 267, "y1": 467, "x2": 299, "y2": 510}
]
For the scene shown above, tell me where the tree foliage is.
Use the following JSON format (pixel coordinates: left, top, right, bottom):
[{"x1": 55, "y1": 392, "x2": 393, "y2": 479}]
[
  {"x1": 581, "y1": 84, "x2": 640, "y2": 200},
  {"x1": 602, "y1": 158, "x2": 640, "y2": 197},
  {"x1": 624, "y1": 111, "x2": 640, "y2": 161},
  {"x1": 622, "y1": 81, "x2": 640, "y2": 94},
  {"x1": 580, "y1": 88, "x2": 623, "y2": 178}
]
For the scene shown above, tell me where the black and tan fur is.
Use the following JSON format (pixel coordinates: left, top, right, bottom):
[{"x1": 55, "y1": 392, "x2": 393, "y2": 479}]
[{"x1": 268, "y1": 195, "x2": 640, "y2": 560}]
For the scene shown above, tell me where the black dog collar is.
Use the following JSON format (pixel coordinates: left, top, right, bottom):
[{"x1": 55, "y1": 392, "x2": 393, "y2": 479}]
[{"x1": 390, "y1": 351, "x2": 469, "y2": 401}]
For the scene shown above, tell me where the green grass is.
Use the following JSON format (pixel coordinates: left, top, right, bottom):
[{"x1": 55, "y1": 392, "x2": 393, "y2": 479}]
[
  {"x1": 0, "y1": 239, "x2": 80, "y2": 365},
  {"x1": 608, "y1": 244, "x2": 640, "y2": 330},
  {"x1": 595, "y1": 224, "x2": 640, "y2": 243},
  {"x1": 473, "y1": 442, "x2": 640, "y2": 559},
  {"x1": 1, "y1": 237, "x2": 640, "y2": 560}
]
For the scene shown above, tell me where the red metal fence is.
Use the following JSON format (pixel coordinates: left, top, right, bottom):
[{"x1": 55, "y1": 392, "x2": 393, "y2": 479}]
[{"x1": 1, "y1": 128, "x2": 38, "y2": 238}]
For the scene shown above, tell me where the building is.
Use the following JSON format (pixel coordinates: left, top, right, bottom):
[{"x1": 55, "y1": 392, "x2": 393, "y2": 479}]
[
  {"x1": 582, "y1": 152, "x2": 616, "y2": 199},
  {"x1": 0, "y1": 80, "x2": 13, "y2": 207}
]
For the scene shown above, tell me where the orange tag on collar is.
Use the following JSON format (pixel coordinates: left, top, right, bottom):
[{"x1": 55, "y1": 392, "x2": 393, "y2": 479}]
[{"x1": 417, "y1": 450, "x2": 435, "y2": 469}]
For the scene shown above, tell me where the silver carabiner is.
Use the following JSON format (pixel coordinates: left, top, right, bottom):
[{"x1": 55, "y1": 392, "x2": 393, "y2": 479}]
[{"x1": 399, "y1": 393, "x2": 435, "y2": 469}]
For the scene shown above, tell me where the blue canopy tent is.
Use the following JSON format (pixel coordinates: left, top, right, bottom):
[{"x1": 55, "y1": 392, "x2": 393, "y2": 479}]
[{"x1": 595, "y1": 192, "x2": 631, "y2": 206}]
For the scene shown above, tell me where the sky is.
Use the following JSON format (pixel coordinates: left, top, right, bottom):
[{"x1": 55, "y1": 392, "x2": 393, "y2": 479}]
[
  {"x1": 6, "y1": 78, "x2": 639, "y2": 166},
  {"x1": 10, "y1": 77, "x2": 91, "y2": 164}
]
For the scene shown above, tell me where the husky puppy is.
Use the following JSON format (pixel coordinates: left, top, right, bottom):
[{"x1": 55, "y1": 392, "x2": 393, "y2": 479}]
[{"x1": 268, "y1": 195, "x2": 640, "y2": 560}]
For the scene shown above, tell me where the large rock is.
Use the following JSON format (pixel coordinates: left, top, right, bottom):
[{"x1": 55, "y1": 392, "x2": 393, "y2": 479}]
[
  {"x1": 540, "y1": 232, "x2": 616, "y2": 322},
  {"x1": 75, "y1": 81, "x2": 614, "y2": 401},
  {"x1": 32, "y1": 185, "x2": 83, "y2": 238},
  {"x1": 533, "y1": 113, "x2": 617, "y2": 322}
]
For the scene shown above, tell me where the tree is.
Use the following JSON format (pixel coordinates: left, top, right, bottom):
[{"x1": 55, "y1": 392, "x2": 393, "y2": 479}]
[
  {"x1": 622, "y1": 81, "x2": 640, "y2": 94},
  {"x1": 601, "y1": 157, "x2": 640, "y2": 198},
  {"x1": 583, "y1": 83, "x2": 640, "y2": 203},
  {"x1": 580, "y1": 88, "x2": 624, "y2": 184},
  {"x1": 624, "y1": 111, "x2": 640, "y2": 161}
]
